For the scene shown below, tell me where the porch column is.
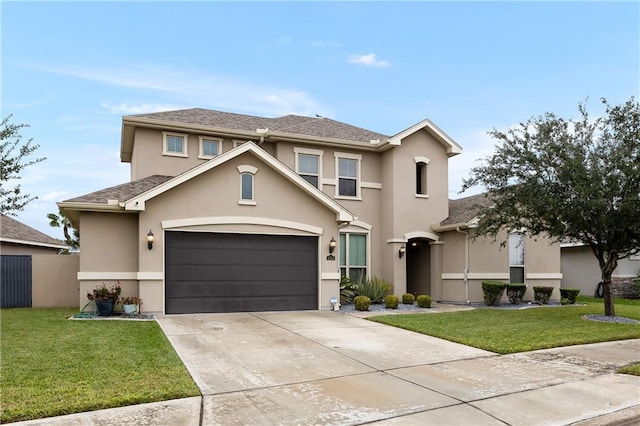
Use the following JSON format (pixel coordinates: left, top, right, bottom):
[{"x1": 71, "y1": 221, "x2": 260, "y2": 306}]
[{"x1": 429, "y1": 241, "x2": 444, "y2": 302}]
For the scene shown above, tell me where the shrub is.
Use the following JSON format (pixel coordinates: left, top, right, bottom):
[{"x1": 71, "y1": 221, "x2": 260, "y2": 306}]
[
  {"x1": 402, "y1": 293, "x2": 415, "y2": 305},
  {"x1": 482, "y1": 281, "x2": 506, "y2": 306},
  {"x1": 354, "y1": 295, "x2": 371, "y2": 311},
  {"x1": 340, "y1": 275, "x2": 356, "y2": 304},
  {"x1": 384, "y1": 295, "x2": 399, "y2": 309},
  {"x1": 416, "y1": 295, "x2": 431, "y2": 308},
  {"x1": 533, "y1": 286, "x2": 554, "y2": 304},
  {"x1": 632, "y1": 278, "x2": 640, "y2": 298},
  {"x1": 505, "y1": 283, "x2": 527, "y2": 304},
  {"x1": 559, "y1": 288, "x2": 580, "y2": 304},
  {"x1": 353, "y1": 275, "x2": 392, "y2": 304},
  {"x1": 561, "y1": 298, "x2": 570, "y2": 305}
]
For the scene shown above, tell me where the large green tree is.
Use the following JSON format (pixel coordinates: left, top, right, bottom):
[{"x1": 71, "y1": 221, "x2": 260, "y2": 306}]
[
  {"x1": 462, "y1": 97, "x2": 640, "y2": 317},
  {"x1": 1, "y1": 115, "x2": 46, "y2": 215}
]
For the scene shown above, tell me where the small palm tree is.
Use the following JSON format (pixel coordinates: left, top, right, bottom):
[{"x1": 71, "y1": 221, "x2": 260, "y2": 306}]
[{"x1": 47, "y1": 209, "x2": 79, "y2": 250}]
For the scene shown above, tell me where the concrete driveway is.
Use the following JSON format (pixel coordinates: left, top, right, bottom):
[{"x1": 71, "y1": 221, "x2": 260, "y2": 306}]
[
  {"x1": 15, "y1": 310, "x2": 639, "y2": 425},
  {"x1": 155, "y1": 311, "x2": 640, "y2": 425}
]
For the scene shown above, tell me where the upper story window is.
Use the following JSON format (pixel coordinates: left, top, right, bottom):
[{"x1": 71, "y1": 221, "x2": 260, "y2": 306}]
[
  {"x1": 509, "y1": 233, "x2": 525, "y2": 283},
  {"x1": 414, "y1": 156, "x2": 430, "y2": 198},
  {"x1": 237, "y1": 165, "x2": 258, "y2": 205},
  {"x1": 294, "y1": 147, "x2": 323, "y2": 188},
  {"x1": 198, "y1": 137, "x2": 221, "y2": 159},
  {"x1": 163, "y1": 132, "x2": 188, "y2": 157},
  {"x1": 335, "y1": 152, "x2": 362, "y2": 199}
]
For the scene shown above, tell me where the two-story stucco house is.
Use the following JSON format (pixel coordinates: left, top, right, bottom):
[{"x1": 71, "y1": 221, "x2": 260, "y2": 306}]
[{"x1": 59, "y1": 108, "x2": 562, "y2": 314}]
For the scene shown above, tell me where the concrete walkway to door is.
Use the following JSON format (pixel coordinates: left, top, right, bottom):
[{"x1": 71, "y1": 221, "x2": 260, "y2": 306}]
[{"x1": 155, "y1": 311, "x2": 640, "y2": 425}]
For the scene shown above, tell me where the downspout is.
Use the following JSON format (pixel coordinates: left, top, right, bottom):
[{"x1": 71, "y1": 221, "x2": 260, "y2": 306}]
[{"x1": 456, "y1": 226, "x2": 470, "y2": 305}]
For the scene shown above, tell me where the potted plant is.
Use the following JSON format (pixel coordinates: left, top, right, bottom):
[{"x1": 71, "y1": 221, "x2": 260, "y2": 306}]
[
  {"x1": 87, "y1": 282, "x2": 121, "y2": 316},
  {"x1": 121, "y1": 296, "x2": 142, "y2": 315}
]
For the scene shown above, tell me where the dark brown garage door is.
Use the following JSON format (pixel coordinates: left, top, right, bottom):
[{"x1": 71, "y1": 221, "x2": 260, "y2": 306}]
[{"x1": 165, "y1": 232, "x2": 318, "y2": 314}]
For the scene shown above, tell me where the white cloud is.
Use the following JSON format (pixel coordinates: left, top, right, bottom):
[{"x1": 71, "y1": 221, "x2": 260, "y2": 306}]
[
  {"x1": 38, "y1": 64, "x2": 328, "y2": 117},
  {"x1": 347, "y1": 53, "x2": 392, "y2": 68}
]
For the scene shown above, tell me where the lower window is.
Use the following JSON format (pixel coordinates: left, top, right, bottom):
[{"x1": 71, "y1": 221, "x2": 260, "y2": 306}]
[{"x1": 340, "y1": 233, "x2": 367, "y2": 280}]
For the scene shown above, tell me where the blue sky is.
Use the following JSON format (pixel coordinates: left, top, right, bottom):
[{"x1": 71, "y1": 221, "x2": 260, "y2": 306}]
[{"x1": 2, "y1": 1, "x2": 638, "y2": 240}]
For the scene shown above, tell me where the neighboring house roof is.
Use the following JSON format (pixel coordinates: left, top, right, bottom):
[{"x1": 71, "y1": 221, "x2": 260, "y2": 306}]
[
  {"x1": 121, "y1": 108, "x2": 463, "y2": 161},
  {"x1": 0, "y1": 214, "x2": 68, "y2": 250},
  {"x1": 61, "y1": 143, "x2": 356, "y2": 223},
  {"x1": 433, "y1": 192, "x2": 493, "y2": 231}
]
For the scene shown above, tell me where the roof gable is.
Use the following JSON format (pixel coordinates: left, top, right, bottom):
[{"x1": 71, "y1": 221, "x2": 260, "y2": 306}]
[
  {"x1": 434, "y1": 193, "x2": 492, "y2": 231},
  {"x1": 124, "y1": 142, "x2": 355, "y2": 223},
  {"x1": 388, "y1": 118, "x2": 462, "y2": 156}
]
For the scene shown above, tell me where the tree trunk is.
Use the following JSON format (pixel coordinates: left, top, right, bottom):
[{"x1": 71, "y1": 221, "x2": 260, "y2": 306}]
[
  {"x1": 592, "y1": 246, "x2": 617, "y2": 317},
  {"x1": 600, "y1": 255, "x2": 618, "y2": 317}
]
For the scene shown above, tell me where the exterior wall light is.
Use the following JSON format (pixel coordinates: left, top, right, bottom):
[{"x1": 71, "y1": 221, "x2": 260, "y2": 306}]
[
  {"x1": 329, "y1": 236, "x2": 337, "y2": 254},
  {"x1": 398, "y1": 243, "x2": 406, "y2": 258},
  {"x1": 147, "y1": 230, "x2": 155, "y2": 250}
]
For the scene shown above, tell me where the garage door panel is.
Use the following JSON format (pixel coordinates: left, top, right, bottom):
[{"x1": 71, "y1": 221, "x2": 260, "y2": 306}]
[{"x1": 165, "y1": 232, "x2": 318, "y2": 313}]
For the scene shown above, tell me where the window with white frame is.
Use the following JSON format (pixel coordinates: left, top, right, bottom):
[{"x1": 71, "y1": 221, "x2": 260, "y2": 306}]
[
  {"x1": 198, "y1": 137, "x2": 220, "y2": 159},
  {"x1": 237, "y1": 165, "x2": 258, "y2": 205},
  {"x1": 339, "y1": 233, "x2": 367, "y2": 280},
  {"x1": 163, "y1": 132, "x2": 188, "y2": 157},
  {"x1": 509, "y1": 233, "x2": 525, "y2": 283},
  {"x1": 414, "y1": 156, "x2": 430, "y2": 196},
  {"x1": 335, "y1": 152, "x2": 361, "y2": 198},
  {"x1": 294, "y1": 147, "x2": 323, "y2": 188}
]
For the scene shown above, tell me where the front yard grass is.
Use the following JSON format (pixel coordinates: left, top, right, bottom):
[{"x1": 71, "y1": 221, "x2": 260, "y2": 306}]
[
  {"x1": 370, "y1": 297, "x2": 640, "y2": 355},
  {"x1": 0, "y1": 308, "x2": 199, "y2": 423}
]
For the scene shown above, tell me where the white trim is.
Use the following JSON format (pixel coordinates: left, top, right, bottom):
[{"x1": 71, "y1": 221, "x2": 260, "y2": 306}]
[
  {"x1": 237, "y1": 165, "x2": 258, "y2": 175},
  {"x1": 78, "y1": 272, "x2": 138, "y2": 280},
  {"x1": 415, "y1": 194, "x2": 430, "y2": 199},
  {"x1": 361, "y1": 181, "x2": 382, "y2": 189},
  {"x1": 442, "y1": 273, "x2": 510, "y2": 280},
  {"x1": 321, "y1": 272, "x2": 341, "y2": 280},
  {"x1": 161, "y1": 216, "x2": 323, "y2": 235},
  {"x1": 238, "y1": 200, "x2": 257, "y2": 206},
  {"x1": 233, "y1": 139, "x2": 254, "y2": 147},
  {"x1": 339, "y1": 230, "x2": 370, "y2": 280},
  {"x1": 414, "y1": 156, "x2": 431, "y2": 164},
  {"x1": 386, "y1": 238, "x2": 408, "y2": 243},
  {"x1": 526, "y1": 273, "x2": 563, "y2": 279},
  {"x1": 124, "y1": 142, "x2": 355, "y2": 223},
  {"x1": 340, "y1": 220, "x2": 372, "y2": 234},
  {"x1": 137, "y1": 272, "x2": 164, "y2": 280},
  {"x1": 388, "y1": 118, "x2": 463, "y2": 156},
  {"x1": 294, "y1": 147, "x2": 323, "y2": 189},
  {"x1": 404, "y1": 230, "x2": 440, "y2": 242},
  {"x1": 0, "y1": 237, "x2": 67, "y2": 250},
  {"x1": 334, "y1": 151, "x2": 362, "y2": 199},
  {"x1": 162, "y1": 131, "x2": 188, "y2": 157},
  {"x1": 198, "y1": 136, "x2": 221, "y2": 159}
]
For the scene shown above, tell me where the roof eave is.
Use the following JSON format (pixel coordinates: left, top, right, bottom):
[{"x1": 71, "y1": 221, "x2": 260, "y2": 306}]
[{"x1": 0, "y1": 237, "x2": 68, "y2": 250}]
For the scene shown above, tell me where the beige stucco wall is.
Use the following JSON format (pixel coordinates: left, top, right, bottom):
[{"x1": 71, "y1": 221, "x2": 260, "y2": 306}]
[
  {"x1": 137, "y1": 151, "x2": 342, "y2": 312},
  {"x1": 561, "y1": 246, "x2": 640, "y2": 296},
  {"x1": 439, "y1": 230, "x2": 561, "y2": 303},
  {"x1": 79, "y1": 212, "x2": 139, "y2": 272},
  {"x1": 32, "y1": 254, "x2": 79, "y2": 307}
]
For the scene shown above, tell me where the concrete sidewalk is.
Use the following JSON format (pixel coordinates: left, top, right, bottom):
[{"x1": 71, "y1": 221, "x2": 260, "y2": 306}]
[{"x1": 12, "y1": 311, "x2": 640, "y2": 425}]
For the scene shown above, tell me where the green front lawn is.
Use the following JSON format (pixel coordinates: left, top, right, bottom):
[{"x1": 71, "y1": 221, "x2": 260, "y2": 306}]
[
  {"x1": 0, "y1": 308, "x2": 199, "y2": 423},
  {"x1": 370, "y1": 298, "x2": 640, "y2": 354}
]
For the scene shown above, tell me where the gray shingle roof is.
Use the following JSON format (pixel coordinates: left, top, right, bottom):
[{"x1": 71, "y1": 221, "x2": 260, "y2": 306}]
[
  {"x1": 130, "y1": 108, "x2": 389, "y2": 143},
  {"x1": 0, "y1": 214, "x2": 67, "y2": 247},
  {"x1": 440, "y1": 193, "x2": 493, "y2": 226},
  {"x1": 64, "y1": 175, "x2": 173, "y2": 204}
]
